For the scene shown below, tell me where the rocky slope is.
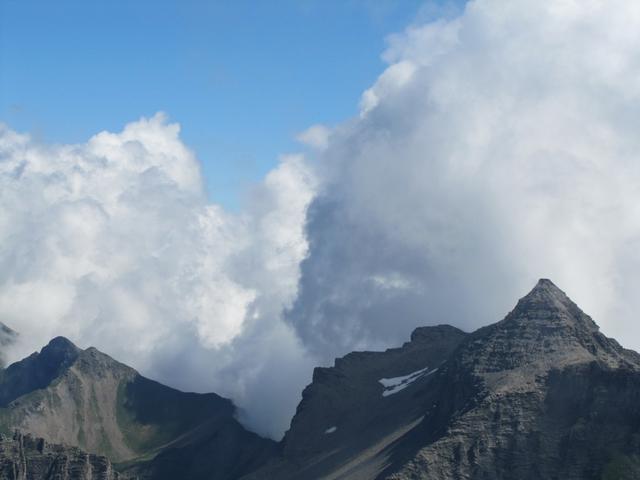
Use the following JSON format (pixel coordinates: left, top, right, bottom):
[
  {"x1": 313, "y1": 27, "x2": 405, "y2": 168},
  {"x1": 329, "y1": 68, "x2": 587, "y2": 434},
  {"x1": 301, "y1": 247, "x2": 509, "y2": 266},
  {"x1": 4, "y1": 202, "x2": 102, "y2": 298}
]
[
  {"x1": 244, "y1": 324, "x2": 468, "y2": 479},
  {"x1": 245, "y1": 279, "x2": 640, "y2": 480},
  {"x1": 0, "y1": 431, "x2": 122, "y2": 480},
  {"x1": 0, "y1": 337, "x2": 275, "y2": 479}
]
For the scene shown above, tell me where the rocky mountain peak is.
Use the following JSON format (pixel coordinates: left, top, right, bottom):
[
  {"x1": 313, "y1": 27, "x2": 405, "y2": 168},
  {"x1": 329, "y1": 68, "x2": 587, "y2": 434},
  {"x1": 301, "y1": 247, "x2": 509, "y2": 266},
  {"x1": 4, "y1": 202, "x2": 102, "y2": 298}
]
[
  {"x1": 457, "y1": 279, "x2": 634, "y2": 387},
  {"x1": 0, "y1": 336, "x2": 82, "y2": 407},
  {"x1": 523, "y1": 278, "x2": 570, "y2": 304},
  {"x1": 40, "y1": 336, "x2": 81, "y2": 363},
  {"x1": 507, "y1": 278, "x2": 596, "y2": 331}
]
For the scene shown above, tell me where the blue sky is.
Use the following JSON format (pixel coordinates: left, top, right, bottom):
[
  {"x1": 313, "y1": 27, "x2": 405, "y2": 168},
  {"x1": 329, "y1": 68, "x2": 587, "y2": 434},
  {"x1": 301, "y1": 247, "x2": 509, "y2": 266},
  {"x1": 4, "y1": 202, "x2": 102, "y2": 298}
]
[{"x1": 0, "y1": 0, "x2": 429, "y2": 208}]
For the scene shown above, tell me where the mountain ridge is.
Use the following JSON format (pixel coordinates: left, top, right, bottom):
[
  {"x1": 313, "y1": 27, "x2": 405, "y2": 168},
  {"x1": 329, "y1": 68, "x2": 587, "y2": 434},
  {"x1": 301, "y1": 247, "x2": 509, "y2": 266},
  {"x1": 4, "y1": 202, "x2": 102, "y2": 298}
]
[
  {"x1": 3, "y1": 279, "x2": 640, "y2": 479},
  {"x1": 0, "y1": 334, "x2": 276, "y2": 480}
]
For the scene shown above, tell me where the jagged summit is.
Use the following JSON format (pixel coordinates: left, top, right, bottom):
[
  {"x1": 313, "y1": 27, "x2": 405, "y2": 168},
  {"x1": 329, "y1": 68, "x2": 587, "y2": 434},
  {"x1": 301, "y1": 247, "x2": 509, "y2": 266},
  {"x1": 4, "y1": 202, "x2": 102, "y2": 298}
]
[
  {"x1": 534, "y1": 277, "x2": 559, "y2": 289},
  {"x1": 527, "y1": 278, "x2": 569, "y2": 302},
  {"x1": 450, "y1": 279, "x2": 639, "y2": 393},
  {"x1": 510, "y1": 278, "x2": 590, "y2": 325},
  {"x1": 508, "y1": 279, "x2": 598, "y2": 336}
]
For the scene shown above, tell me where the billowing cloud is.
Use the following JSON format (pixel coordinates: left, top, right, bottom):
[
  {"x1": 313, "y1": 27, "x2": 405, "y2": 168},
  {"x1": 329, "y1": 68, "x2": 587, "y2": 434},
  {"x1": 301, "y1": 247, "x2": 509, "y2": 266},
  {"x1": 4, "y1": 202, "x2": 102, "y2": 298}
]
[
  {"x1": 288, "y1": 0, "x2": 640, "y2": 361},
  {"x1": 296, "y1": 124, "x2": 331, "y2": 150},
  {"x1": 0, "y1": 113, "x2": 316, "y2": 439},
  {"x1": 4, "y1": 0, "x2": 640, "y2": 442}
]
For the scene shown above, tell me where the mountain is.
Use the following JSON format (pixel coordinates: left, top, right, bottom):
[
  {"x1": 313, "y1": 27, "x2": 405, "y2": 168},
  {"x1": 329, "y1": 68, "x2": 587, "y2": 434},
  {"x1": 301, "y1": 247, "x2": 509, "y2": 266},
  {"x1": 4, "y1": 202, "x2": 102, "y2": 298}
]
[
  {"x1": 0, "y1": 431, "x2": 123, "y2": 480},
  {"x1": 244, "y1": 279, "x2": 640, "y2": 479},
  {"x1": 384, "y1": 279, "x2": 640, "y2": 480},
  {"x1": 3, "y1": 279, "x2": 640, "y2": 480},
  {"x1": 243, "y1": 324, "x2": 467, "y2": 479},
  {"x1": 0, "y1": 337, "x2": 275, "y2": 479}
]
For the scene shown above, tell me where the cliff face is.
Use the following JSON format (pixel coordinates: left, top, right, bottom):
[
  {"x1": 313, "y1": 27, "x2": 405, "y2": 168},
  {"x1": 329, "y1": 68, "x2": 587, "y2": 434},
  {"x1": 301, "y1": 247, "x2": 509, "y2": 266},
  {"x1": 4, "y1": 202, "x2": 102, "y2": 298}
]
[
  {"x1": 243, "y1": 324, "x2": 468, "y2": 480},
  {"x1": 0, "y1": 432, "x2": 122, "y2": 480}
]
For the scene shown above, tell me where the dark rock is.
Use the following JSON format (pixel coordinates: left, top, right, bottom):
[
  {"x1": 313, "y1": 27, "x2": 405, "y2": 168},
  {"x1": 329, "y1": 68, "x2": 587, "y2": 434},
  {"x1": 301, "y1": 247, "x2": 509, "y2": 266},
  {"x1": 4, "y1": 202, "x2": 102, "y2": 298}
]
[
  {"x1": 0, "y1": 431, "x2": 124, "y2": 479},
  {"x1": 245, "y1": 325, "x2": 467, "y2": 479}
]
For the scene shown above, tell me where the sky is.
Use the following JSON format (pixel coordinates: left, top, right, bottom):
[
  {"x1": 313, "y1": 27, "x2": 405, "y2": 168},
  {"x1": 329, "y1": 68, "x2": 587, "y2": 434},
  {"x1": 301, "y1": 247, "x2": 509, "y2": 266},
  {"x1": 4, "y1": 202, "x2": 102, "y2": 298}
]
[
  {"x1": 0, "y1": 0, "x2": 428, "y2": 208},
  {"x1": 3, "y1": 0, "x2": 640, "y2": 442}
]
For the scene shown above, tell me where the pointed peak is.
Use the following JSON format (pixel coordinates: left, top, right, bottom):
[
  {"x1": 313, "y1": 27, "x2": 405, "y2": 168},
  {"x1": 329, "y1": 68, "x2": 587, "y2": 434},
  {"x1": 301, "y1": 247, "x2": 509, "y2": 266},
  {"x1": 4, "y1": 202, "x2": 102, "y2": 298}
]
[
  {"x1": 519, "y1": 278, "x2": 572, "y2": 308},
  {"x1": 536, "y1": 278, "x2": 555, "y2": 287},
  {"x1": 504, "y1": 278, "x2": 602, "y2": 336},
  {"x1": 532, "y1": 278, "x2": 563, "y2": 294}
]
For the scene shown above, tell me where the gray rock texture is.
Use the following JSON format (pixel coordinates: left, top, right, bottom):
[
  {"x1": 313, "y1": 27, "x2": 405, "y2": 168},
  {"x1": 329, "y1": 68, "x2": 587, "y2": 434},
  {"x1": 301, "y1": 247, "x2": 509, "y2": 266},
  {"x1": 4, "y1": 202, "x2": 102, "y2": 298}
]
[
  {"x1": 0, "y1": 431, "x2": 122, "y2": 480},
  {"x1": 244, "y1": 325, "x2": 468, "y2": 479}
]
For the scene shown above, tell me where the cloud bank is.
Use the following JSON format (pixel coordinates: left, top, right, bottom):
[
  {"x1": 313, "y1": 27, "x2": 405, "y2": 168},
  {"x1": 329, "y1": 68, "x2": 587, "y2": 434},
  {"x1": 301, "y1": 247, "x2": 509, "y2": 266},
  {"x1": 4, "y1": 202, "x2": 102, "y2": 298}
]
[
  {"x1": 288, "y1": 0, "x2": 640, "y2": 360},
  {"x1": 3, "y1": 0, "x2": 640, "y2": 440},
  {"x1": 0, "y1": 114, "x2": 316, "y2": 438}
]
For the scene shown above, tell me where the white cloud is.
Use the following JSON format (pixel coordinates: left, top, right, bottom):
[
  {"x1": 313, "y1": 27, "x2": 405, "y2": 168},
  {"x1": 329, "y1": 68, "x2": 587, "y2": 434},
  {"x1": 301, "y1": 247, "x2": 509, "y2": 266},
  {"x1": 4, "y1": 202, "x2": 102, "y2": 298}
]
[
  {"x1": 296, "y1": 124, "x2": 331, "y2": 150},
  {"x1": 288, "y1": 0, "x2": 640, "y2": 361},
  {"x1": 5, "y1": 0, "x2": 640, "y2": 443},
  {"x1": 0, "y1": 113, "x2": 317, "y2": 439}
]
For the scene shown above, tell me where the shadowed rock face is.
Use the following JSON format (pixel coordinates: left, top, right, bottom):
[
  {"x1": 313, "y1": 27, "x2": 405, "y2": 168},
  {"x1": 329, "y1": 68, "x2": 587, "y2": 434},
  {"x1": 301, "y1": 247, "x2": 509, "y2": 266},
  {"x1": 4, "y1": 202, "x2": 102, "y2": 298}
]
[
  {"x1": 0, "y1": 336, "x2": 80, "y2": 407},
  {"x1": 243, "y1": 325, "x2": 469, "y2": 480},
  {"x1": 0, "y1": 432, "x2": 123, "y2": 480}
]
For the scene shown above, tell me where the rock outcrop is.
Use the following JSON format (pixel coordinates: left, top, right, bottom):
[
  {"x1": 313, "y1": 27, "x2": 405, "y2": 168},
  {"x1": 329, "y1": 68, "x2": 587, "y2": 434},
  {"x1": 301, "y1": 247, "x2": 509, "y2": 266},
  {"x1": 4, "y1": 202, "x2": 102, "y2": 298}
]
[{"x1": 0, "y1": 431, "x2": 122, "y2": 480}]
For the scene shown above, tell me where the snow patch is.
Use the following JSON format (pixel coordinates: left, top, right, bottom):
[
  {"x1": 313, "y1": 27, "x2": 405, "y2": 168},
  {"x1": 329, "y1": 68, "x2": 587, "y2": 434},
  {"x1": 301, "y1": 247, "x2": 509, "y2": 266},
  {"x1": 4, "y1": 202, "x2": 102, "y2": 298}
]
[
  {"x1": 379, "y1": 366, "x2": 438, "y2": 397},
  {"x1": 324, "y1": 426, "x2": 337, "y2": 434}
]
